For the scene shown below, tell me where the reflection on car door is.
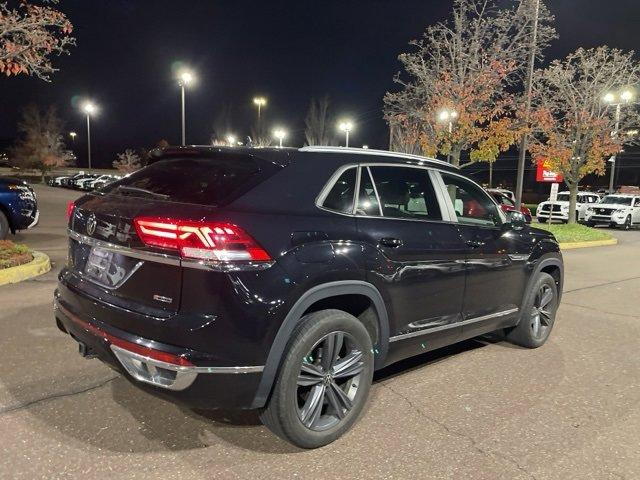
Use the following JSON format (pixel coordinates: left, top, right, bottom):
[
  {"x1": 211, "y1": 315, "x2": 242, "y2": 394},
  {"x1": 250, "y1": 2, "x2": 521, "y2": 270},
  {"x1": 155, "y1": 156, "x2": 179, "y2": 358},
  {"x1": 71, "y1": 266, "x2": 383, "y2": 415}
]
[
  {"x1": 354, "y1": 165, "x2": 467, "y2": 354},
  {"x1": 437, "y1": 172, "x2": 529, "y2": 335}
]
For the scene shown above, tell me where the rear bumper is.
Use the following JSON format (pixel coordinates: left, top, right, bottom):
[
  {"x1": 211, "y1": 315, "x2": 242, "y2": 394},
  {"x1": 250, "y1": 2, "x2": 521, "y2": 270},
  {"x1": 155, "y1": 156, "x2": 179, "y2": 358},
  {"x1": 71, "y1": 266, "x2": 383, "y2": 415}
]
[{"x1": 53, "y1": 295, "x2": 264, "y2": 409}]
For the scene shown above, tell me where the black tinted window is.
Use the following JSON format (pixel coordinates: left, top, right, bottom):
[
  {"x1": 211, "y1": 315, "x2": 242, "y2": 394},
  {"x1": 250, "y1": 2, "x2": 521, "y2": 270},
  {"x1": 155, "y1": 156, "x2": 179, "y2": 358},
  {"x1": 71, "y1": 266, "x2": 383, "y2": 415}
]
[
  {"x1": 322, "y1": 168, "x2": 356, "y2": 213},
  {"x1": 368, "y1": 166, "x2": 441, "y2": 220},
  {"x1": 103, "y1": 155, "x2": 276, "y2": 206},
  {"x1": 441, "y1": 173, "x2": 501, "y2": 226}
]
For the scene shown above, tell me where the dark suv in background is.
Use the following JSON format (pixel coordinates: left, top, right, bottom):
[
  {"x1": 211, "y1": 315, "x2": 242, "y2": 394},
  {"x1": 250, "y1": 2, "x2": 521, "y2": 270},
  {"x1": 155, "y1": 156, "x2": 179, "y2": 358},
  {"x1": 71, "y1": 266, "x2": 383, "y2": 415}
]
[
  {"x1": 0, "y1": 176, "x2": 38, "y2": 239},
  {"x1": 54, "y1": 146, "x2": 563, "y2": 448}
]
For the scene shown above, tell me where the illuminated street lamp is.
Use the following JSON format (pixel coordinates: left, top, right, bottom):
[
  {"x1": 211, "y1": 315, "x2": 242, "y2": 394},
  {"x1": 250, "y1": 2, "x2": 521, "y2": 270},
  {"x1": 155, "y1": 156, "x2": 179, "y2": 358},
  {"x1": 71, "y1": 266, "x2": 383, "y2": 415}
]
[
  {"x1": 273, "y1": 128, "x2": 286, "y2": 148},
  {"x1": 437, "y1": 108, "x2": 458, "y2": 133},
  {"x1": 338, "y1": 120, "x2": 354, "y2": 147},
  {"x1": 81, "y1": 102, "x2": 97, "y2": 170},
  {"x1": 603, "y1": 89, "x2": 634, "y2": 193},
  {"x1": 69, "y1": 131, "x2": 77, "y2": 143},
  {"x1": 226, "y1": 134, "x2": 236, "y2": 146},
  {"x1": 253, "y1": 97, "x2": 267, "y2": 121},
  {"x1": 437, "y1": 108, "x2": 458, "y2": 163},
  {"x1": 178, "y1": 69, "x2": 195, "y2": 146}
]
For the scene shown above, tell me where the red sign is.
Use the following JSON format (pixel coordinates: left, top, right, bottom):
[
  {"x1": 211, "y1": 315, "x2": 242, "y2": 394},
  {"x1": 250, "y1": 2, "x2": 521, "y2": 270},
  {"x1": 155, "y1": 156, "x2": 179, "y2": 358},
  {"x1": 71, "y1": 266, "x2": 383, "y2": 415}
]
[{"x1": 536, "y1": 159, "x2": 563, "y2": 183}]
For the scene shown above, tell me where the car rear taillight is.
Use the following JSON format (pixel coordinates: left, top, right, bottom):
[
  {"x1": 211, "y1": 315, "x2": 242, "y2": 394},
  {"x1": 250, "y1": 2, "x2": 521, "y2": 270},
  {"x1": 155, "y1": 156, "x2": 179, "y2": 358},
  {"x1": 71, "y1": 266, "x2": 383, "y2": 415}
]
[
  {"x1": 66, "y1": 201, "x2": 75, "y2": 220},
  {"x1": 133, "y1": 217, "x2": 271, "y2": 263}
]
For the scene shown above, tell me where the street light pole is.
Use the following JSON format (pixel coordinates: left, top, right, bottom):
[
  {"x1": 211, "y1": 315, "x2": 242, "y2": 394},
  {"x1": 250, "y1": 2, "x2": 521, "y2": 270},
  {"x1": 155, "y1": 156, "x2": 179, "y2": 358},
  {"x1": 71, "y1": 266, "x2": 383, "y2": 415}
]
[
  {"x1": 81, "y1": 102, "x2": 96, "y2": 170},
  {"x1": 437, "y1": 109, "x2": 458, "y2": 163},
  {"x1": 338, "y1": 120, "x2": 354, "y2": 148},
  {"x1": 604, "y1": 89, "x2": 634, "y2": 194},
  {"x1": 177, "y1": 69, "x2": 194, "y2": 146},
  {"x1": 609, "y1": 103, "x2": 622, "y2": 193},
  {"x1": 514, "y1": 0, "x2": 540, "y2": 210},
  {"x1": 86, "y1": 113, "x2": 91, "y2": 170},
  {"x1": 181, "y1": 83, "x2": 186, "y2": 146}
]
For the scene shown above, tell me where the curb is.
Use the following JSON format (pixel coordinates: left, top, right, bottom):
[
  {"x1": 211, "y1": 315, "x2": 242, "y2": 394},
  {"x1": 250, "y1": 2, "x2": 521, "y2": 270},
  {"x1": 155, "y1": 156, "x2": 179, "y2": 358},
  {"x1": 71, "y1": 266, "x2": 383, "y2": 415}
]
[
  {"x1": 0, "y1": 251, "x2": 51, "y2": 286},
  {"x1": 559, "y1": 238, "x2": 618, "y2": 250}
]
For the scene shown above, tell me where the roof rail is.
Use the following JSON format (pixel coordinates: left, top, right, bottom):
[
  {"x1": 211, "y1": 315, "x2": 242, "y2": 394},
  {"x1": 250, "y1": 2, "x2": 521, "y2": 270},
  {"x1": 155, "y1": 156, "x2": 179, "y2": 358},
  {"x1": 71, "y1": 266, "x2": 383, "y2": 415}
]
[{"x1": 298, "y1": 146, "x2": 457, "y2": 169}]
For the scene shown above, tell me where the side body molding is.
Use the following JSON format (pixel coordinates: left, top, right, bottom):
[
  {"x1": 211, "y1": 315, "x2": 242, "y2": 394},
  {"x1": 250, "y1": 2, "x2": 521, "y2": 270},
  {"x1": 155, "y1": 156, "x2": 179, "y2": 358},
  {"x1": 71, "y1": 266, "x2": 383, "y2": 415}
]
[{"x1": 251, "y1": 280, "x2": 389, "y2": 408}]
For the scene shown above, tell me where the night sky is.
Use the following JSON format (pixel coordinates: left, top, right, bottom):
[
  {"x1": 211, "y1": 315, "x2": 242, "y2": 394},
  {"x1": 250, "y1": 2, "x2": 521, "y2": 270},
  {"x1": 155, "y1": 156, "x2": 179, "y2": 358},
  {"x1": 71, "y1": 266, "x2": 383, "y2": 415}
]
[{"x1": 2, "y1": 0, "x2": 640, "y2": 171}]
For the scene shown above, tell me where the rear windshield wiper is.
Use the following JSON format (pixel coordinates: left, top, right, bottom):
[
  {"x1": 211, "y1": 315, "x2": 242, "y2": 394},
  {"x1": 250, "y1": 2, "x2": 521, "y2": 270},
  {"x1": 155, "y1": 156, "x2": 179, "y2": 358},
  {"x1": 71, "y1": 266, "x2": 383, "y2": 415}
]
[{"x1": 115, "y1": 185, "x2": 170, "y2": 199}]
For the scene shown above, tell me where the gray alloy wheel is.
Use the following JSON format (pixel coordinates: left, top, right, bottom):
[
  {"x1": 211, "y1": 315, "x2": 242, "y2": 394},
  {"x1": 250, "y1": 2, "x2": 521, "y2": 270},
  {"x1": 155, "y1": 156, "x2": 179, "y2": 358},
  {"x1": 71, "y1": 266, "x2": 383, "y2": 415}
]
[
  {"x1": 260, "y1": 309, "x2": 374, "y2": 448},
  {"x1": 505, "y1": 272, "x2": 558, "y2": 348},
  {"x1": 529, "y1": 283, "x2": 554, "y2": 341},
  {"x1": 623, "y1": 215, "x2": 632, "y2": 230},
  {"x1": 296, "y1": 331, "x2": 364, "y2": 431}
]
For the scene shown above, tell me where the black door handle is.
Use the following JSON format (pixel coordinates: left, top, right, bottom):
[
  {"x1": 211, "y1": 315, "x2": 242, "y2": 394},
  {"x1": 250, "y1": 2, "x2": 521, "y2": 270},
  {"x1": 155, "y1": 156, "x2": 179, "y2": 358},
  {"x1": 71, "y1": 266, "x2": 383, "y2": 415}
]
[
  {"x1": 380, "y1": 237, "x2": 403, "y2": 248},
  {"x1": 466, "y1": 239, "x2": 485, "y2": 248}
]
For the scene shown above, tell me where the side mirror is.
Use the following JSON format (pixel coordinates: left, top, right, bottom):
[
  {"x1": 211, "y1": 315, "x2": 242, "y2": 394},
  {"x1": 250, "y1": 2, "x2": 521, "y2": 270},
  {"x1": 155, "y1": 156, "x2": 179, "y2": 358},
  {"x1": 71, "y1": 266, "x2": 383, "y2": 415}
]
[{"x1": 505, "y1": 210, "x2": 527, "y2": 231}]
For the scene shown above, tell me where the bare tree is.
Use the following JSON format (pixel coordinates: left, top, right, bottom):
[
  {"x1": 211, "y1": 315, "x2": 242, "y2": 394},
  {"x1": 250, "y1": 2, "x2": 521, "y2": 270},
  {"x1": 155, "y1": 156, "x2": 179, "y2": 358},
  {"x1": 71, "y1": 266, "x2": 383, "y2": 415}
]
[
  {"x1": 529, "y1": 46, "x2": 640, "y2": 223},
  {"x1": 0, "y1": 0, "x2": 75, "y2": 81},
  {"x1": 304, "y1": 95, "x2": 332, "y2": 146},
  {"x1": 384, "y1": 0, "x2": 555, "y2": 166},
  {"x1": 113, "y1": 149, "x2": 142, "y2": 174},
  {"x1": 11, "y1": 104, "x2": 74, "y2": 182}
]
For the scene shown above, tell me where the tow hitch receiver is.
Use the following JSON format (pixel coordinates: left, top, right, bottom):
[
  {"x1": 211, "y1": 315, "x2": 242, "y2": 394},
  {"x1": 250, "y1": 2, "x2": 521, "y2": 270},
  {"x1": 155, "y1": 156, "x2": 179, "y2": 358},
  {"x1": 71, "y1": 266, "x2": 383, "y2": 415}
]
[{"x1": 77, "y1": 340, "x2": 97, "y2": 359}]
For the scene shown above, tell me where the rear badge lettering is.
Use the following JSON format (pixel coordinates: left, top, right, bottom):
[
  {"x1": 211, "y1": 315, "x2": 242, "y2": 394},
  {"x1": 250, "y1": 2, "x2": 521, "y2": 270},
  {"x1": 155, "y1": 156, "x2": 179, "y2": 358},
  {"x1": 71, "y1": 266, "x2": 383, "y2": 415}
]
[{"x1": 153, "y1": 294, "x2": 173, "y2": 304}]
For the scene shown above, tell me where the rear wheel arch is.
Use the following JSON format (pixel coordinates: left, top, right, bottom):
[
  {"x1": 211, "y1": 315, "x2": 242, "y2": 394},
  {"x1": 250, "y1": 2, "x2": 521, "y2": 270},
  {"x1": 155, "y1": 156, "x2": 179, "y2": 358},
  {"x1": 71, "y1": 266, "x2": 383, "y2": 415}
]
[{"x1": 251, "y1": 280, "x2": 389, "y2": 409}]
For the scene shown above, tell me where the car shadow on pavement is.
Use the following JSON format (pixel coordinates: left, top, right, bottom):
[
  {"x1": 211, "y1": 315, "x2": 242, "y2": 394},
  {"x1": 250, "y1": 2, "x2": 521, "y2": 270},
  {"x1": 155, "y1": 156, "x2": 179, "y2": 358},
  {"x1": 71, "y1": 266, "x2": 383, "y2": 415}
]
[{"x1": 2, "y1": 330, "x2": 525, "y2": 455}]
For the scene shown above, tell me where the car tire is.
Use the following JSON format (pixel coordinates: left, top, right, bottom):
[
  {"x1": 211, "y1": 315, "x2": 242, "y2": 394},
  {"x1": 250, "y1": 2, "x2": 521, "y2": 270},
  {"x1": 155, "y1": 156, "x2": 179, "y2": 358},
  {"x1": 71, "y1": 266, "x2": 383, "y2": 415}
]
[
  {"x1": 505, "y1": 272, "x2": 558, "y2": 349},
  {"x1": 260, "y1": 309, "x2": 374, "y2": 449},
  {"x1": 0, "y1": 210, "x2": 10, "y2": 240},
  {"x1": 623, "y1": 215, "x2": 632, "y2": 230}
]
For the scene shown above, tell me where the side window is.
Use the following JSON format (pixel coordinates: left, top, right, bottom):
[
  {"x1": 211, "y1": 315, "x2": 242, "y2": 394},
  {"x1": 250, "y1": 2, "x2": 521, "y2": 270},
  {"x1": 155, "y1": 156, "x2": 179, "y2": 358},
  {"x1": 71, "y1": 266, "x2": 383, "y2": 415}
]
[
  {"x1": 322, "y1": 168, "x2": 357, "y2": 214},
  {"x1": 356, "y1": 167, "x2": 382, "y2": 216},
  {"x1": 441, "y1": 173, "x2": 501, "y2": 227},
  {"x1": 368, "y1": 166, "x2": 441, "y2": 220},
  {"x1": 634, "y1": 198, "x2": 640, "y2": 207}
]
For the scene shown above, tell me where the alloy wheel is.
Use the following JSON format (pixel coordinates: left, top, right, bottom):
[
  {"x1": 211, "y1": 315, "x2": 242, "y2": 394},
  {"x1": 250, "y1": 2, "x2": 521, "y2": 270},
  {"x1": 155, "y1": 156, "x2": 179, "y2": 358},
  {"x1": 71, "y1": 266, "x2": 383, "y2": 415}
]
[
  {"x1": 530, "y1": 284, "x2": 554, "y2": 340},
  {"x1": 296, "y1": 331, "x2": 365, "y2": 431}
]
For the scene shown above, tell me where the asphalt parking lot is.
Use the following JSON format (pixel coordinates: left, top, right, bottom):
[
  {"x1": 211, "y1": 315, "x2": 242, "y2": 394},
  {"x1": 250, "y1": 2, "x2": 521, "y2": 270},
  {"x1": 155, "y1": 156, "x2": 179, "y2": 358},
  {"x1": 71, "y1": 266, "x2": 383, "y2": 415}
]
[{"x1": 1, "y1": 185, "x2": 639, "y2": 480}]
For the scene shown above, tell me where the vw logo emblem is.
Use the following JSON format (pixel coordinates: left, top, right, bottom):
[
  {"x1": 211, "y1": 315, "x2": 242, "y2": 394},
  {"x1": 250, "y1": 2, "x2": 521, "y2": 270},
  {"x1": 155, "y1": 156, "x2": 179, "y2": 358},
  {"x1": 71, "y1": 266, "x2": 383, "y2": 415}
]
[{"x1": 86, "y1": 214, "x2": 97, "y2": 236}]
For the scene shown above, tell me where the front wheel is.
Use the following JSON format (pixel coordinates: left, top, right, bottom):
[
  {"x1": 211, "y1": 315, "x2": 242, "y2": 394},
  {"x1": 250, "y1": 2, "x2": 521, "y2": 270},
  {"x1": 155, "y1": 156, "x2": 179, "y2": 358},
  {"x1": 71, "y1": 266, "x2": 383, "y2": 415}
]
[
  {"x1": 506, "y1": 272, "x2": 558, "y2": 348},
  {"x1": 623, "y1": 215, "x2": 632, "y2": 230},
  {"x1": 260, "y1": 309, "x2": 374, "y2": 448},
  {"x1": 0, "y1": 211, "x2": 10, "y2": 240}
]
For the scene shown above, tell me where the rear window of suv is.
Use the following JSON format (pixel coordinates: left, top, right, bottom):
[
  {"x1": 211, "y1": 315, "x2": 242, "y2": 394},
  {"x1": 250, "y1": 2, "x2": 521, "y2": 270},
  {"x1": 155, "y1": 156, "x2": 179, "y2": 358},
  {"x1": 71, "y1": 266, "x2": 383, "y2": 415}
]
[{"x1": 102, "y1": 154, "x2": 280, "y2": 206}]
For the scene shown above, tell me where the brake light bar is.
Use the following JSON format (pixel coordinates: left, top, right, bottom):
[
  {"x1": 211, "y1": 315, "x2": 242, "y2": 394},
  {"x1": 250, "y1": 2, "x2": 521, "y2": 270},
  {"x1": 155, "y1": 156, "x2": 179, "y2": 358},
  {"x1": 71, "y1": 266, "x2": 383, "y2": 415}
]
[
  {"x1": 66, "y1": 201, "x2": 75, "y2": 220},
  {"x1": 133, "y1": 217, "x2": 271, "y2": 263}
]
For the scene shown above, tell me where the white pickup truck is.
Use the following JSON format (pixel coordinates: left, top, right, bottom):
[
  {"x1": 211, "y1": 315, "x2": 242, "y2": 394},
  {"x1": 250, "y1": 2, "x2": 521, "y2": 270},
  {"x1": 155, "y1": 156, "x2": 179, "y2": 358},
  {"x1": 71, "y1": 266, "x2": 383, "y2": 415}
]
[{"x1": 536, "y1": 191, "x2": 601, "y2": 223}]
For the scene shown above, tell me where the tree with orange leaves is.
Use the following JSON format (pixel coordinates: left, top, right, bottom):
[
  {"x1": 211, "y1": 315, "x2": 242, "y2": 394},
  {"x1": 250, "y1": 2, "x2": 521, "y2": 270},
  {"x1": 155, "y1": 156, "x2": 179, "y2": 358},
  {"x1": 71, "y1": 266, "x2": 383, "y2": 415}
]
[
  {"x1": 529, "y1": 46, "x2": 640, "y2": 223},
  {"x1": 384, "y1": 0, "x2": 555, "y2": 168},
  {"x1": 0, "y1": 1, "x2": 74, "y2": 81}
]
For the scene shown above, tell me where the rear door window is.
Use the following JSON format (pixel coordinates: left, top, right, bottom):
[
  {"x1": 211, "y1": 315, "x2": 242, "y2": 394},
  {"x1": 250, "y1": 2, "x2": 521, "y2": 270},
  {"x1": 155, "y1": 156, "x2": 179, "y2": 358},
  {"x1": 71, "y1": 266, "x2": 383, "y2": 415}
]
[
  {"x1": 368, "y1": 166, "x2": 442, "y2": 221},
  {"x1": 102, "y1": 154, "x2": 279, "y2": 206}
]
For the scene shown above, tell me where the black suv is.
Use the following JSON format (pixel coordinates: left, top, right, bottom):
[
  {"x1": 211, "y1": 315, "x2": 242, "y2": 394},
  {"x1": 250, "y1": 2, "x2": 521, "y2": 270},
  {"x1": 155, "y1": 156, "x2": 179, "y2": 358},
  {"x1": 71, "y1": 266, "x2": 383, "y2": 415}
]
[{"x1": 55, "y1": 146, "x2": 563, "y2": 448}]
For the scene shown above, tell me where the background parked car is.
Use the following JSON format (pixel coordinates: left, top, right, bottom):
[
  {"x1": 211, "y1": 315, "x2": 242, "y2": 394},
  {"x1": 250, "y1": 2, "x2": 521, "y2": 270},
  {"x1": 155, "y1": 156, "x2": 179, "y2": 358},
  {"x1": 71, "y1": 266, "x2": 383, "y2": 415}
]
[
  {"x1": 486, "y1": 188, "x2": 532, "y2": 223},
  {"x1": 0, "y1": 176, "x2": 38, "y2": 239},
  {"x1": 585, "y1": 194, "x2": 640, "y2": 229},
  {"x1": 536, "y1": 191, "x2": 600, "y2": 223}
]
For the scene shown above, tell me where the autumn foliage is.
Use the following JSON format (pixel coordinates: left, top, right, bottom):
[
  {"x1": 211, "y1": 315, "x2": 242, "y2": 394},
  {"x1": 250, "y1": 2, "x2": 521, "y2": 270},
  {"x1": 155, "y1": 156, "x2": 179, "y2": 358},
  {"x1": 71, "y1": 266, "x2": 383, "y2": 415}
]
[{"x1": 0, "y1": 0, "x2": 75, "y2": 80}]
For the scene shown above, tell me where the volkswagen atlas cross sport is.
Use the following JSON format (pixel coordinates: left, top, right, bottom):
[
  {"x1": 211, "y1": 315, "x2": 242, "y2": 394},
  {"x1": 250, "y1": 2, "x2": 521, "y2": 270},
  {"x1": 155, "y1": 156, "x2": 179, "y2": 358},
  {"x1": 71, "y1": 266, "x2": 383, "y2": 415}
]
[{"x1": 54, "y1": 146, "x2": 563, "y2": 448}]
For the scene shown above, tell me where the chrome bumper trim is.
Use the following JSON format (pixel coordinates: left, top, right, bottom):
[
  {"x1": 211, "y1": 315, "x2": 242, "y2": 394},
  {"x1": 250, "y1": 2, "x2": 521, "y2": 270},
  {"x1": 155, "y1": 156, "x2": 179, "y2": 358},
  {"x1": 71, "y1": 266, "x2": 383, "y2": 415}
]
[
  {"x1": 110, "y1": 345, "x2": 264, "y2": 391},
  {"x1": 69, "y1": 229, "x2": 180, "y2": 266}
]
